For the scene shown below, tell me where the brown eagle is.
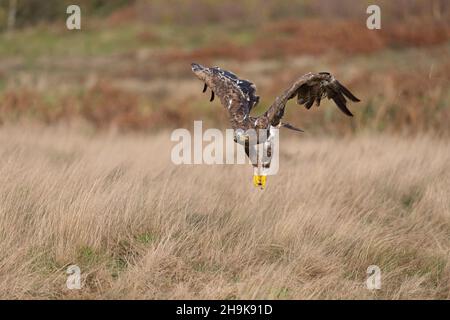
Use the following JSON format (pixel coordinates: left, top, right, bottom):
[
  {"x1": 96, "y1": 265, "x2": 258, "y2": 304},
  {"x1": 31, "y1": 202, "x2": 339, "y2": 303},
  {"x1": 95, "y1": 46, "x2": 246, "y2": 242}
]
[{"x1": 191, "y1": 63, "x2": 360, "y2": 188}]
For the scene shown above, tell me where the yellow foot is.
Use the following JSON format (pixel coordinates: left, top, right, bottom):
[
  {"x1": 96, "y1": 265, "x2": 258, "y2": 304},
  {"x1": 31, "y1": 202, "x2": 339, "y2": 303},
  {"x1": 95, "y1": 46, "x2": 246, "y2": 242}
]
[{"x1": 253, "y1": 175, "x2": 267, "y2": 189}]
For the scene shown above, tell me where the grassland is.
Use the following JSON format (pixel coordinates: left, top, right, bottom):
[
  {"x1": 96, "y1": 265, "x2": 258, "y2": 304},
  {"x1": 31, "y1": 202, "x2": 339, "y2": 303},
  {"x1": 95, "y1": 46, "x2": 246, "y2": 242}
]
[
  {"x1": 0, "y1": 1, "x2": 449, "y2": 300},
  {"x1": 0, "y1": 125, "x2": 448, "y2": 299}
]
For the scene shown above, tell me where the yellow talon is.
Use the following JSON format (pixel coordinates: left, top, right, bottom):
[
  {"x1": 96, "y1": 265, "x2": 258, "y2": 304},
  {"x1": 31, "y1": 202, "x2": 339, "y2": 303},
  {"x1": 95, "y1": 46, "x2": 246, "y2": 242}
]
[
  {"x1": 253, "y1": 175, "x2": 259, "y2": 187},
  {"x1": 253, "y1": 175, "x2": 267, "y2": 189}
]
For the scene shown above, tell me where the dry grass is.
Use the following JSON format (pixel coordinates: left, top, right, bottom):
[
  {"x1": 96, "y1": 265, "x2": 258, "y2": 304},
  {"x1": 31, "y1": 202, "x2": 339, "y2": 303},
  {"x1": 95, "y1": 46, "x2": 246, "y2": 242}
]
[{"x1": 0, "y1": 125, "x2": 448, "y2": 299}]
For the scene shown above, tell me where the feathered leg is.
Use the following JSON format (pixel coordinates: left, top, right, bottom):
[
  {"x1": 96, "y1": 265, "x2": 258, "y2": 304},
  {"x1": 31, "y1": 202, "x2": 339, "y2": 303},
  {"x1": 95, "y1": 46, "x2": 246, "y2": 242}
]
[
  {"x1": 246, "y1": 142, "x2": 265, "y2": 189},
  {"x1": 252, "y1": 141, "x2": 271, "y2": 189}
]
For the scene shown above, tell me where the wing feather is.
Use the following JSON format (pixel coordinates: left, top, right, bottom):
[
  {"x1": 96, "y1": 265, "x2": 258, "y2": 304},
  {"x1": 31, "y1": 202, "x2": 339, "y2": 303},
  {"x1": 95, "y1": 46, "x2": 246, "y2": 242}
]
[
  {"x1": 265, "y1": 72, "x2": 360, "y2": 127},
  {"x1": 211, "y1": 67, "x2": 260, "y2": 112},
  {"x1": 336, "y1": 80, "x2": 360, "y2": 102},
  {"x1": 193, "y1": 65, "x2": 260, "y2": 130}
]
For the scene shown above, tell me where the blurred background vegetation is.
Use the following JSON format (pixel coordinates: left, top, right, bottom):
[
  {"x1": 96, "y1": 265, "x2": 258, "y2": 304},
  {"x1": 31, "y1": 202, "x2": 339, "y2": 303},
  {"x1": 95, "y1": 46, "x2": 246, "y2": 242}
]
[{"x1": 0, "y1": 0, "x2": 449, "y2": 135}]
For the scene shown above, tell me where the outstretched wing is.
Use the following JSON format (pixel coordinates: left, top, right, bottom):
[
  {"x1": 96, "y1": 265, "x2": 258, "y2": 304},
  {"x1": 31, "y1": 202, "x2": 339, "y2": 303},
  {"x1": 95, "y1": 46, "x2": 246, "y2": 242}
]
[
  {"x1": 265, "y1": 72, "x2": 360, "y2": 127},
  {"x1": 192, "y1": 63, "x2": 259, "y2": 129}
]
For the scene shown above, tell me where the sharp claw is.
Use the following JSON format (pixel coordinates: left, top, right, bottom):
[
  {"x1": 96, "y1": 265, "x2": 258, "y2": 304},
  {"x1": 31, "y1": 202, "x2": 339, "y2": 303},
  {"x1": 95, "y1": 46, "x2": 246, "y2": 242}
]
[
  {"x1": 260, "y1": 175, "x2": 266, "y2": 189},
  {"x1": 202, "y1": 84, "x2": 207, "y2": 93},
  {"x1": 210, "y1": 91, "x2": 215, "y2": 102}
]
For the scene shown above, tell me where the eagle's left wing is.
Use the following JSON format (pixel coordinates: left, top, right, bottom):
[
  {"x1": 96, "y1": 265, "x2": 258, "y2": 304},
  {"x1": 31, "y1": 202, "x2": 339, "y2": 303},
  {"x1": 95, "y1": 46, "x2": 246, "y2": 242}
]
[{"x1": 264, "y1": 72, "x2": 360, "y2": 127}]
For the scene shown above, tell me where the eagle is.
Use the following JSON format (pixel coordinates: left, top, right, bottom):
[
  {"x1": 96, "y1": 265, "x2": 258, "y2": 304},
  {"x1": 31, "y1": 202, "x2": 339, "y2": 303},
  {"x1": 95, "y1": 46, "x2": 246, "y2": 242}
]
[{"x1": 191, "y1": 63, "x2": 360, "y2": 188}]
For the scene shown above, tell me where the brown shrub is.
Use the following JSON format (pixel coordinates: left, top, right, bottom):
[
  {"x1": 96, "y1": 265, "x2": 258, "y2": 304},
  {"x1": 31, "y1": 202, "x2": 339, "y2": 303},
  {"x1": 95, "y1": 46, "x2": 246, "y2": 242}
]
[
  {"x1": 81, "y1": 82, "x2": 144, "y2": 130},
  {"x1": 107, "y1": 5, "x2": 138, "y2": 26},
  {"x1": 0, "y1": 90, "x2": 58, "y2": 124},
  {"x1": 384, "y1": 20, "x2": 450, "y2": 47},
  {"x1": 160, "y1": 19, "x2": 450, "y2": 63},
  {"x1": 160, "y1": 42, "x2": 256, "y2": 64}
]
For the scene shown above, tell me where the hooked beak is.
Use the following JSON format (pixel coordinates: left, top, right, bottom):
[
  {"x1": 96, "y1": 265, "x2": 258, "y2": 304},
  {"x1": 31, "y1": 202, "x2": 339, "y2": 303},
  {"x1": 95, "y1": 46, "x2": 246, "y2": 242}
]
[
  {"x1": 191, "y1": 62, "x2": 204, "y2": 72},
  {"x1": 191, "y1": 62, "x2": 209, "y2": 83}
]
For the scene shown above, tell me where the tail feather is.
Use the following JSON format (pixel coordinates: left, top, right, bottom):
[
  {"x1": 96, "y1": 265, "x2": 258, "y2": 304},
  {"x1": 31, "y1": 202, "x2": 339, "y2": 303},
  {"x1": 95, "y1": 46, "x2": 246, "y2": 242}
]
[{"x1": 281, "y1": 122, "x2": 304, "y2": 132}]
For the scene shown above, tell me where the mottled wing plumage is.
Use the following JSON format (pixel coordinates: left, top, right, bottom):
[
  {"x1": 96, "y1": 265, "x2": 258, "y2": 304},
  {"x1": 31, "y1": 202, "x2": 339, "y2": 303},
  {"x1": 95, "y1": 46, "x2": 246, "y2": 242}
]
[
  {"x1": 265, "y1": 72, "x2": 360, "y2": 127},
  {"x1": 194, "y1": 64, "x2": 259, "y2": 130},
  {"x1": 211, "y1": 67, "x2": 260, "y2": 112},
  {"x1": 192, "y1": 63, "x2": 359, "y2": 134}
]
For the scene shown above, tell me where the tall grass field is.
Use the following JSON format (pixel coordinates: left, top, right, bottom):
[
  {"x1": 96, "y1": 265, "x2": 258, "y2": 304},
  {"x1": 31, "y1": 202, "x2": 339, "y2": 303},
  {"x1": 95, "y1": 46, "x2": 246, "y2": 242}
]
[{"x1": 0, "y1": 126, "x2": 448, "y2": 299}]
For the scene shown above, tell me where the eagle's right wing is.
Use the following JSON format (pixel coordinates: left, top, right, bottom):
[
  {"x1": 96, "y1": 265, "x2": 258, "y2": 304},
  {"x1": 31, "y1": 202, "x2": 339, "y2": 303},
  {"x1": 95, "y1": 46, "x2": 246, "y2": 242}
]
[{"x1": 192, "y1": 63, "x2": 259, "y2": 129}]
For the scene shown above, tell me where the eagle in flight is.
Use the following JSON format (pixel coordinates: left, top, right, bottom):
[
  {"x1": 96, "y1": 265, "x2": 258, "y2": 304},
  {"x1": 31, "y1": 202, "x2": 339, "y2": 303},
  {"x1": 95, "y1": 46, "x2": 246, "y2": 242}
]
[{"x1": 191, "y1": 63, "x2": 360, "y2": 188}]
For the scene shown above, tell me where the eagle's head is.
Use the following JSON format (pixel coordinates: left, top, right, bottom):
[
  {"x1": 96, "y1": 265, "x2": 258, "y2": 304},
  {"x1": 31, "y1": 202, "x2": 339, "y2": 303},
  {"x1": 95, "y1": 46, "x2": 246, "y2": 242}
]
[{"x1": 191, "y1": 63, "x2": 210, "y2": 82}]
